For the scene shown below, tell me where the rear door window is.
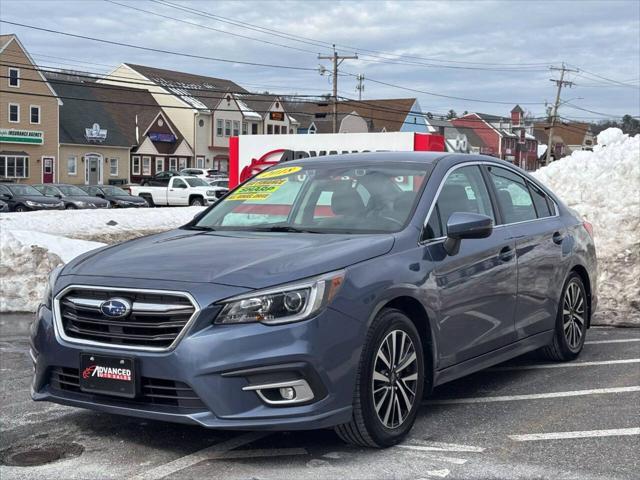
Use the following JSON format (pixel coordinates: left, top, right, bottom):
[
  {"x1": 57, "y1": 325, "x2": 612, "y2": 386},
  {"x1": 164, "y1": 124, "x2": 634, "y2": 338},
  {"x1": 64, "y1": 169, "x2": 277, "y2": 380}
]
[
  {"x1": 527, "y1": 180, "x2": 553, "y2": 218},
  {"x1": 486, "y1": 166, "x2": 537, "y2": 224}
]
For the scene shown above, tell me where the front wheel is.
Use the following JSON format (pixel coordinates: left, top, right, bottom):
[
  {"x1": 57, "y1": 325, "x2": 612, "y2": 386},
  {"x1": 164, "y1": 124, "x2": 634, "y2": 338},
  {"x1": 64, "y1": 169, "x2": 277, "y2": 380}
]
[
  {"x1": 189, "y1": 197, "x2": 204, "y2": 207},
  {"x1": 14, "y1": 204, "x2": 28, "y2": 213},
  {"x1": 542, "y1": 273, "x2": 588, "y2": 361},
  {"x1": 335, "y1": 308, "x2": 424, "y2": 448}
]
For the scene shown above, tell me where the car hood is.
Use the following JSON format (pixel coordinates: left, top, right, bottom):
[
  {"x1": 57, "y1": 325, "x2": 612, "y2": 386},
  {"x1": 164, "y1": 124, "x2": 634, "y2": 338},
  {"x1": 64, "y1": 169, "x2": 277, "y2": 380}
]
[
  {"x1": 110, "y1": 195, "x2": 146, "y2": 203},
  {"x1": 20, "y1": 195, "x2": 62, "y2": 204},
  {"x1": 63, "y1": 229, "x2": 395, "y2": 289},
  {"x1": 66, "y1": 195, "x2": 109, "y2": 205}
]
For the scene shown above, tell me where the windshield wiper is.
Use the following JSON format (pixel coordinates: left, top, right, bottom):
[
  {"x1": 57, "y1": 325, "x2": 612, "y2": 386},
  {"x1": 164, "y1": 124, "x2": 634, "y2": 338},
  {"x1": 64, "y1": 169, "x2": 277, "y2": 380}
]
[
  {"x1": 254, "y1": 225, "x2": 323, "y2": 233},
  {"x1": 184, "y1": 225, "x2": 216, "y2": 231}
]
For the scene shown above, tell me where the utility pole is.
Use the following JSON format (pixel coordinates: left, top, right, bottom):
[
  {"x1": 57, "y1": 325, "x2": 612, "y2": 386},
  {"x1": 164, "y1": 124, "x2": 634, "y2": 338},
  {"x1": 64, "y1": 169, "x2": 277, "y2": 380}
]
[
  {"x1": 356, "y1": 74, "x2": 365, "y2": 101},
  {"x1": 319, "y1": 45, "x2": 358, "y2": 133},
  {"x1": 546, "y1": 63, "x2": 577, "y2": 163}
]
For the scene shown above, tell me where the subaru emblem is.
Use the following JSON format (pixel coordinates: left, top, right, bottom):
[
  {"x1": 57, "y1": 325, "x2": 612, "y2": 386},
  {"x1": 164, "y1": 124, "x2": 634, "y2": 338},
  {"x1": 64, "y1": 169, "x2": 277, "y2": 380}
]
[{"x1": 100, "y1": 298, "x2": 131, "y2": 318}]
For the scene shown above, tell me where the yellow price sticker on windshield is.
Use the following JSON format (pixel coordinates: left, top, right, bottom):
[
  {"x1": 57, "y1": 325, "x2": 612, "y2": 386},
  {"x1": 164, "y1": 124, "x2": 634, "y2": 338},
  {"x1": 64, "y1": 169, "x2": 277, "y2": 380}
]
[
  {"x1": 257, "y1": 166, "x2": 302, "y2": 179},
  {"x1": 227, "y1": 178, "x2": 287, "y2": 201}
]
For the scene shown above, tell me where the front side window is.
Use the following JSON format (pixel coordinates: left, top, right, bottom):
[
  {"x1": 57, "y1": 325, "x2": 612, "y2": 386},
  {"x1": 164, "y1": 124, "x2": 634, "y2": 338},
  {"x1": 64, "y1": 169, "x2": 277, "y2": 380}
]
[
  {"x1": 8, "y1": 68, "x2": 19, "y2": 87},
  {"x1": 6, "y1": 184, "x2": 41, "y2": 196},
  {"x1": 142, "y1": 156, "x2": 151, "y2": 175},
  {"x1": 58, "y1": 185, "x2": 89, "y2": 196},
  {"x1": 216, "y1": 119, "x2": 223, "y2": 136},
  {"x1": 173, "y1": 178, "x2": 187, "y2": 188},
  {"x1": 424, "y1": 165, "x2": 495, "y2": 240},
  {"x1": 30, "y1": 105, "x2": 40, "y2": 124},
  {"x1": 102, "y1": 186, "x2": 128, "y2": 196},
  {"x1": 185, "y1": 177, "x2": 208, "y2": 187},
  {"x1": 486, "y1": 166, "x2": 536, "y2": 224},
  {"x1": 8, "y1": 104, "x2": 19, "y2": 122},
  {"x1": 67, "y1": 156, "x2": 77, "y2": 175},
  {"x1": 132, "y1": 156, "x2": 140, "y2": 175},
  {"x1": 110, "y1": 158, "x2": 118, "y2": 176},
  {"x1": 194, "y1": 162, "x2": 430, "y2": 233}
]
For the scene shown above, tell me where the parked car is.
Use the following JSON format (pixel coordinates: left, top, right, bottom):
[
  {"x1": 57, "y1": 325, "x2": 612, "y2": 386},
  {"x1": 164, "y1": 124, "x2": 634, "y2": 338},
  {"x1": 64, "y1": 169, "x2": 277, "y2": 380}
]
[
  {"x1": 33, "y1": 184, "x2": 110, "y2": 209},
  {"x1": 180, "y1": 168, "x2": 222, "y2": 180},
  {"x1": 139, "y1": 171, "x2": 181, "y2": 186},
  {"x1": 0, "y1": 183, "x2": 64, "y2": 212},
  {"x1": 129, "y1": 176, "x2": 219, "y2": 206},
  {"x1": 206, "y1": 178, "x2": 229, "y2": 199},
  {"x1": 32, "y1": 153, "x2": 596, "y2": 448},
  {"x1": 80, "y1": 185, "x2": 148, "y2": 208},
  {"x1": 0, "y1": 199, "x2": 10, "y2": 212}
]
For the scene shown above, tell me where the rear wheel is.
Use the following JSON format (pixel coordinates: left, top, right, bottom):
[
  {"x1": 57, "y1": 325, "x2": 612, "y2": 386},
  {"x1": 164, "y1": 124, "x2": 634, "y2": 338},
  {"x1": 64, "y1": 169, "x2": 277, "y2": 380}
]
[
  {"x1": 542, "y1": 273, "x2": 588, "y2": 361},
  {"x1": 335, "y1": 308, "x2": 424, "y2": 448}
]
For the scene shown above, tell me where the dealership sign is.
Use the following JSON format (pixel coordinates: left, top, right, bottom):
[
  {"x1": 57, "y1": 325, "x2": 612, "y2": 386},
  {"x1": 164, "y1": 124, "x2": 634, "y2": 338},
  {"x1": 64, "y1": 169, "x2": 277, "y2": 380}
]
[
  {"x1": 85, "y1": 123, "x2": 107, "y2": 143},
  {"x1": 228, "y1": 132, "x2": 445, "y2": 187},
  {"x1": 0, "y1": 128, "x2": 44, "y2": 145}
]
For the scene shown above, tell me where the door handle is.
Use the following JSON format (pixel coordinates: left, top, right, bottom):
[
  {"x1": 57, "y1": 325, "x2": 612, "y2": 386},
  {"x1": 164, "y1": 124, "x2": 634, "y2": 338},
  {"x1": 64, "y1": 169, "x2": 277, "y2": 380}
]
[
  {"x1": 552, "y1": 231, "x2": 565, "y2": 245},
  {"x1": 498, "y1": 246, "x2": 515, "y2": 262}
]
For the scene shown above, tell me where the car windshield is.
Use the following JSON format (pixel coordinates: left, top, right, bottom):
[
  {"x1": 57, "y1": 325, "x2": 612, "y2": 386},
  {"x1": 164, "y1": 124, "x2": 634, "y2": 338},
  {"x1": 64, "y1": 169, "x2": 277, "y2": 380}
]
[
  {"x1": 213, "y1": 181, "x2": 229, "y2": 188},
  {"x1": 7, "y1": 184, "x2": 43, "y2": 196},
  {"x1": 193, "y1": 162, "x2": 430, "y2": 233},
  {"x1": 101, "y1": 186, "x2": 129, "y2": 196},
  {"x1": 58, "y1": 185, "x2": 89, "y2": 196},
  {"x1": 185, "y1": 177, "x2": 209, "y2": 187}
]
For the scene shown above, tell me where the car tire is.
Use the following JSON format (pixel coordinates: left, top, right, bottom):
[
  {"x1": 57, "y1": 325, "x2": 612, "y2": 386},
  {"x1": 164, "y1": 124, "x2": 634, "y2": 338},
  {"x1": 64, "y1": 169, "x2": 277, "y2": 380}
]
[
  {"x1": 141, "y1": 195, "x2": 154, "y2": 207},
  {"x1": 14, "y1": 204, "x2": 27, "y2": 213},
  {"x1": 190, "y1": 197, "x2": 204, "y2": 207},
  {"x1": 542, "y1": 273, "x2": 588, "y2": 362},
  {"x1": 335, "y1": 308, "x2": 425, "y2": 448},
  {"x1": 65, "y1": 204, "x2": 76, "y2": 209}
]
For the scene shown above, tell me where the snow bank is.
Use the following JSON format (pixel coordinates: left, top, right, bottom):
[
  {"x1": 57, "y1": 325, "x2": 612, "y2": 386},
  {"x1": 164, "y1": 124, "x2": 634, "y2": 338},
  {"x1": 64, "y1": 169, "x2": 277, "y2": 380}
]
[
  {"x1": 533, "y1": 128, "x2": 640, "y2": 325},
  {"x1": 0, "y1": 230, "x2": 105, "y2": 312},
  {"x1": 0, "y1": 206, "x2": 204, "y2": 243}
]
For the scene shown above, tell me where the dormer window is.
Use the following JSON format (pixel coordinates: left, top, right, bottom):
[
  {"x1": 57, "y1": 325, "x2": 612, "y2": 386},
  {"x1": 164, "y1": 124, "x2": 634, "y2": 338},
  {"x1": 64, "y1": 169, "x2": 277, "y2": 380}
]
[{"x1": 8, "y1": 68, "x2": 19, "y2": 87}]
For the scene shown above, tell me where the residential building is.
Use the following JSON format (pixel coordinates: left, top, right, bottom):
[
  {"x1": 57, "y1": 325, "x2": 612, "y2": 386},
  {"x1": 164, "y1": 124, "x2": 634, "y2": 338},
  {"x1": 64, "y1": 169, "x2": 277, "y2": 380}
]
[
  {"x1": 0, "y1": 34, "x2": 61, "y2": 184},
  {"x1": 287, "y1": 98, "x2": 428, "y2": 134},
  {"x1": 533, "y1": 121, "x2": 595, "y2": 160},
  {"x1": 99, "y1": 64, "x2": 297, "y2": 173},
  {"x1": 452, "y1": 105, "x2": 539, "y2": 170}
]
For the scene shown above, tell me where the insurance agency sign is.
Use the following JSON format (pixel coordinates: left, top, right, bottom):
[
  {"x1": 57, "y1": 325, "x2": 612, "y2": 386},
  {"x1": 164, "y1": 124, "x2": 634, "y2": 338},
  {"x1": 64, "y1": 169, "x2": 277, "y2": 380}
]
[
  {"x1": 228, "y1": 131, "x2": 445, "y2": 187},
  {"x1": 0, "y1": 128, "x2": 44, "y2": 145}
]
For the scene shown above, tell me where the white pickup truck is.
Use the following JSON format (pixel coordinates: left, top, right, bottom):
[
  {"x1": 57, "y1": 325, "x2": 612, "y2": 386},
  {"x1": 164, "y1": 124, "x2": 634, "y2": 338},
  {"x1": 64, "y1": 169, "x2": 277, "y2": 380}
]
[{"x1": 129, "y1": 176, "x2": 220, "y2": 207}]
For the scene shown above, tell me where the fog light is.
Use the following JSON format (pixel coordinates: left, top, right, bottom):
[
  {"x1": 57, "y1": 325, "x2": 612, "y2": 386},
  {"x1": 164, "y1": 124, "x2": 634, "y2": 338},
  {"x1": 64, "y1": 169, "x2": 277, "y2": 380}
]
[{"x1": 279, "y1": 387, "x2": 296, "y2": 400}]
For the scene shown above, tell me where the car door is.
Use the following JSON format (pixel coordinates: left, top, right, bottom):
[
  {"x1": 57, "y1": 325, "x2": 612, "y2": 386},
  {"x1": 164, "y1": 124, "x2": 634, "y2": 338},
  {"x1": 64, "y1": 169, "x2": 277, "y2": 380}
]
[
  {"x1": 0, "y1": 185, "x2": 14, "y2": 208},
  {"x1": 423, "y1": 164, "x2": 518, "y2": 368},
  {"x1": 168, "y1": 178, "x2": 189, "y2": 205},
  {"x1": 484, "y1": 165, "x2": 566, "y2": 338}
]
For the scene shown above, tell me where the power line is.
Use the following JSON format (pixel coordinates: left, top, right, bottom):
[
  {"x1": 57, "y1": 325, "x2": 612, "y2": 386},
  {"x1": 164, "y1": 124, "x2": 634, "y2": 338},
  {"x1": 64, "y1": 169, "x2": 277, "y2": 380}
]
[
  {"x1": 318, "y1": 47, "x2": 358, "y2": 133},
  {"x1": 0, "y1": 20, "x2": 318, "y2": 72},
  {"x1": 151, "y1": 0, "x2": 556, "y2": 69},
  {"x1": 546, "y1": 64, "x2": 578, "y2": 163}
]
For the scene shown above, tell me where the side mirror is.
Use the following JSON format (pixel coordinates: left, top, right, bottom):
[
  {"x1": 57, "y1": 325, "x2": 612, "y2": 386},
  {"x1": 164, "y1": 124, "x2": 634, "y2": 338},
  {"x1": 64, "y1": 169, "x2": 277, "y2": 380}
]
[
  {"x1": 54, "y1": 193, "x2": 62, "y2": 199},
  {"x1": 443, "y1": 212, "x2": 493, "y2": 256}
]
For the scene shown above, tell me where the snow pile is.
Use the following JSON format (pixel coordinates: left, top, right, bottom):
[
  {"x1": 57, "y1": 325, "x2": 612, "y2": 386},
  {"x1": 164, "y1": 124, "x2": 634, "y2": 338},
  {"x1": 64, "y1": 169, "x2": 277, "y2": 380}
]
[
  {"x1": 533, "y1": 128, "x2": 640, "y2": 325},
  {"x1": 0, "y1": 230, "x2": 105, "y2": 312},
  {"x1": 0, "y1": 206, "x2": 204, "y2": 243}
]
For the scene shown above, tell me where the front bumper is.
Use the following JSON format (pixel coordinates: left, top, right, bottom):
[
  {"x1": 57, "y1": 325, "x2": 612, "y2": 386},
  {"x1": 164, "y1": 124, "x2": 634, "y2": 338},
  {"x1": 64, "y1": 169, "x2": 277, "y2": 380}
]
[{"x1": 30, "y1": 289, "x2": 362, "y2": 430}]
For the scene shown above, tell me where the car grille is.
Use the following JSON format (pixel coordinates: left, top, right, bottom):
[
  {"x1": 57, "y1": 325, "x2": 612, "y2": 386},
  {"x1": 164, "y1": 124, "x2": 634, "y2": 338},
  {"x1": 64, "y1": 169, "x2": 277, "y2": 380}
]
[
  {"x1": 57, "y1": 288, "x2": 197, "y2": 350},
  {"x1": 49, "y1": 367, "x2": 206, "y2": 410}
]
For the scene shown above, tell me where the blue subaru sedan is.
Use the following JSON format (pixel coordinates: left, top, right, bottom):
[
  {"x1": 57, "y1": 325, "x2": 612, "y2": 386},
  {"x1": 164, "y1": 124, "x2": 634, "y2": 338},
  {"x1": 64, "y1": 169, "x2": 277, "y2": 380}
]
[{"x1": 31, "y1": 152, "x2": 597, "y2": 447}]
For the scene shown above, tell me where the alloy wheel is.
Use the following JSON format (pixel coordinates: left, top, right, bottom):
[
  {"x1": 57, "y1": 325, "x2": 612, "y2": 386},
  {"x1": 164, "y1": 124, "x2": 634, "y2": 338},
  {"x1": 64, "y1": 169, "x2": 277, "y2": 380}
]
[
  {"x1": 371, "y1": 330, "x2": 419, "y2": 429},
  {"x1": 563, "y1": 281, "x2": 586, "y2": 350}
]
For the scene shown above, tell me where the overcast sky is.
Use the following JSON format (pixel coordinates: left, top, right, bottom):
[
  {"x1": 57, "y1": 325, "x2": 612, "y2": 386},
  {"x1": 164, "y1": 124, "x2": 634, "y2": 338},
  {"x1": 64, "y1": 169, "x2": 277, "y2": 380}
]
[{"x1": 2, "y1": 0, "x2": 638, "y2": 121}]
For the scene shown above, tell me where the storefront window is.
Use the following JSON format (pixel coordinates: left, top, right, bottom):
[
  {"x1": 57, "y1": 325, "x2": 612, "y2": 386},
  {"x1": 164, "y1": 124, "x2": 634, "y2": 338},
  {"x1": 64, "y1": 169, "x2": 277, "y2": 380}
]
[{"x1": 0, "y1": 156, "x2": 29, "y2": 178}]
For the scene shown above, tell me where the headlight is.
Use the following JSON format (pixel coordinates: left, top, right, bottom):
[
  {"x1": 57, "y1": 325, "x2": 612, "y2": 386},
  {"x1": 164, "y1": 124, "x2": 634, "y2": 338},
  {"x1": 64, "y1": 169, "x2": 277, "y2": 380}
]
[
  {"x1": 25, "y1": 200, "x2": 40, "y2": 207},
  {"x1": 42, "y1": 265, "x2": 63, "y2": 309},
  {"x1": 215, "y1": 270, "x2": 345, "y2": 325},
  {"x1": 206, "y1": 190, "x2": 216, "y2": 197},
  {"x1": 75, "y1": 201, "x2": 88, "y2": 207}
]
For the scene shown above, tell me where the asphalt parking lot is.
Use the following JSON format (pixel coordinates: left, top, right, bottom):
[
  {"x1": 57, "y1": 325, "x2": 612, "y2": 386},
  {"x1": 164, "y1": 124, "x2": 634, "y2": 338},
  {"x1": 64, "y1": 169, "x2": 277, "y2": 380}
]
[{"x1": 1, "y1": 314, "x2": 638, "y2": 480}]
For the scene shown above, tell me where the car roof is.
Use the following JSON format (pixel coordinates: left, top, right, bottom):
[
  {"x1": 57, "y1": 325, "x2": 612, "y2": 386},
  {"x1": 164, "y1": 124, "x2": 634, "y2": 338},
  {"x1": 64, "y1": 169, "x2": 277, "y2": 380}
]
[{"x1": 283, "y1": 151, "x2": 451, "y2": 168}]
